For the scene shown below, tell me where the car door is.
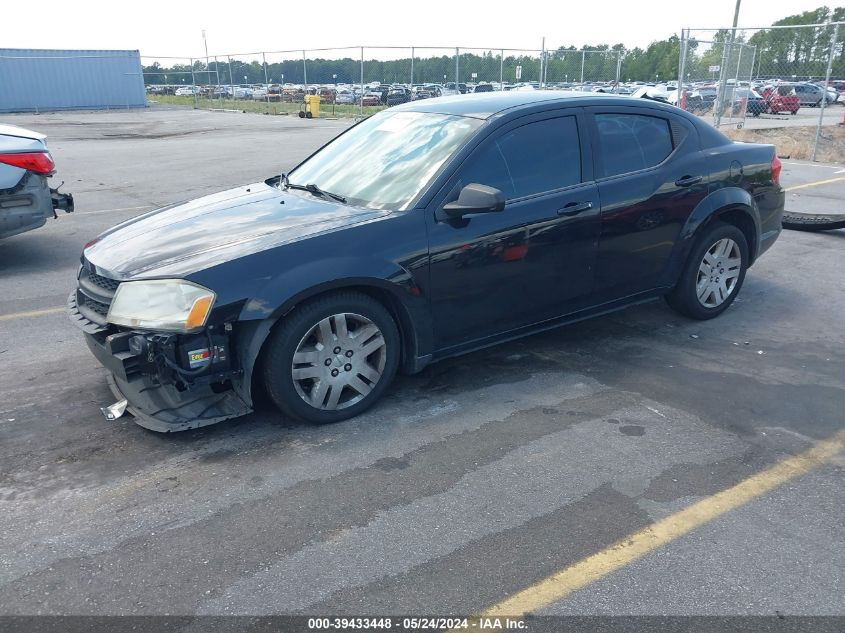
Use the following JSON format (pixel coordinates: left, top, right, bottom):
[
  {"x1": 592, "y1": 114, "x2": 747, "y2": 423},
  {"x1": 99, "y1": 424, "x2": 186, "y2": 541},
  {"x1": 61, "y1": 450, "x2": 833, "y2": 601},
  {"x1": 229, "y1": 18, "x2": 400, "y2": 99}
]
[
  {"x1": 586, "y1": 106, "x2": 709, "y2": 302},
  {"x1": 424, "y1": 109, "x2": 600, "y2": 351}
]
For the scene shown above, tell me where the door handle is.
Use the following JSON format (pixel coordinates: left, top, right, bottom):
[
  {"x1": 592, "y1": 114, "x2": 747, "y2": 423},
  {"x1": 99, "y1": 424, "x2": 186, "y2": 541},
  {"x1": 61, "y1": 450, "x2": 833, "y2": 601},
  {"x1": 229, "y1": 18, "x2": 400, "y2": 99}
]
[
  {"x1": 557, "y1": 201, "x2": 593, "y2": 216},
  {"x1": 675, "y1": 175, "x2": 703, "y2": 187}
]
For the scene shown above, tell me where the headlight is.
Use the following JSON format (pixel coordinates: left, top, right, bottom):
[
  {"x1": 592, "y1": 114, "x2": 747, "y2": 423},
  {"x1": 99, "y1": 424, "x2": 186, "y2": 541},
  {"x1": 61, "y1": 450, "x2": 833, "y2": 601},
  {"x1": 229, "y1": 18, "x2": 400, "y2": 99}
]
[{"x1": 107, "y1": 279, "x2": 216, "y2": 332}]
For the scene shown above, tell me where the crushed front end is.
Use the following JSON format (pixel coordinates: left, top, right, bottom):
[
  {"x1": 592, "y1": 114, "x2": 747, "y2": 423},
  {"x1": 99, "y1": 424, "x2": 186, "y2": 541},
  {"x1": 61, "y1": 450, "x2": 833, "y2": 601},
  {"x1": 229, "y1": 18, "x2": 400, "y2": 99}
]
[{"x1": 67, "y1": 259, "x2": 251, "y2": 432}]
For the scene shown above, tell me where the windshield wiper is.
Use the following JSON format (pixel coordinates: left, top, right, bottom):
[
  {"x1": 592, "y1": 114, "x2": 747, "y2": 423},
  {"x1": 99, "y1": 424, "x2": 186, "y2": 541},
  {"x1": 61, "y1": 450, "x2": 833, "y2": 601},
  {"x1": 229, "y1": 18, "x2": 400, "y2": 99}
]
[{"x1": 281, "y1": 175, "x2": 346, "y2": 204}]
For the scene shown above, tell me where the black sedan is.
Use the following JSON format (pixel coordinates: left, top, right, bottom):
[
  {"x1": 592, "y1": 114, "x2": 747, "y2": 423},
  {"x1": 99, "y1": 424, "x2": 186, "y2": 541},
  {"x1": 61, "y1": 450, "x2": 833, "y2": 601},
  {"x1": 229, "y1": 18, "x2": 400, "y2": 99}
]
[
  {"x1": 69, "y1": 92, "x2": 784, "y2": 432},
  {"x1": 731, "y1": 88, "x2": 769, "y2": 117}
]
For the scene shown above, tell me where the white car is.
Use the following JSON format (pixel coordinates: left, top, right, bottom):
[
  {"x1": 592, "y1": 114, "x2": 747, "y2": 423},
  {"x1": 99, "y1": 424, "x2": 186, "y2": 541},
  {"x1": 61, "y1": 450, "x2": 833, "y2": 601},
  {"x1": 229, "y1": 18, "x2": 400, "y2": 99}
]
[
  {"x1": 174, "y1": 86, "x2": 200, "y2": 96},
  {"x1": 252, "y1": 87, "x2": 269, "y2": 100},
  {"x1": 0, "y1": 124, "x2": 73, "y2": 239},
  {"x1": 335, "y1": 89, "x2": 357, "y2": 105},
  {"x1": 233, "y1": 86, "x2": 253, "y2": 99}
]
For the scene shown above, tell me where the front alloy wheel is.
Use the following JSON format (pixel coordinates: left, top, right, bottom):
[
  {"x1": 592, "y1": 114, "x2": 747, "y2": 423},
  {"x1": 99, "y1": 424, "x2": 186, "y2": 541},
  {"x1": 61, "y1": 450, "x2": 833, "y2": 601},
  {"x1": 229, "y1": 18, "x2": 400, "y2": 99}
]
[
  {"x1": 263, "y1": 291, "x2": 400, "y2": 423},
  {"x1": 291, "y1": 313, "x2": 387, "y2": 411}
]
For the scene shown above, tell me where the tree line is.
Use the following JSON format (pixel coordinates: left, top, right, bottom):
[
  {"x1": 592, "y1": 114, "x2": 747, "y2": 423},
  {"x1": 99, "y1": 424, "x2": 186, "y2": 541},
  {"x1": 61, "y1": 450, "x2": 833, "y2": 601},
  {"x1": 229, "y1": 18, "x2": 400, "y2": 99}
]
[{"x1": 142, "y1": 5, "x2": 844, "y2": 86}]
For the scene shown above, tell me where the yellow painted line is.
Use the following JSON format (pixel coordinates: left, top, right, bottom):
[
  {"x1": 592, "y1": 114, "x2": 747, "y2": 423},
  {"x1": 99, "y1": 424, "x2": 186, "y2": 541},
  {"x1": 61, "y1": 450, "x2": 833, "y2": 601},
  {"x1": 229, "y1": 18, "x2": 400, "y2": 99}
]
[
  {"x1": 0, "y1": 306, "x2": 64, "y2": 322},
  {"x1": 784, "y1": 176, "x2": 845, "y2": 192},
  {"x1": 479, "y1": 428, "x2": 845, "y2": 618}
]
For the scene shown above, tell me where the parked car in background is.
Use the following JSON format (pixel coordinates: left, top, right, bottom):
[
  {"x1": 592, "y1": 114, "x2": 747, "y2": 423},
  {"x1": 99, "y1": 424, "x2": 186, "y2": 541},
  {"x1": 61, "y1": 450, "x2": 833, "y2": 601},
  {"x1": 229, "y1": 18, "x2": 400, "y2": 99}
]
[
  {"x1": 731, "y1": 88, "x2": 768, "y2": 116},
  {"x1": 360, "y1": 92, "x2": 381, "y2": 106},
  {"x1": 411, "y1": 86, "x2": 433, "y2": 100},
  {"x1": 441, "y1": 83, "x2": 461, "y2": 96},
  {"x1": 233, "y1": 86, "x2": 254, "y2": 99},
  {"x1": 336, "y1": 89, "x2": 357, "y2": 105},
  {"x1": 472, "y1": 83, "x2": 494, "y2": 93},
  {"x1": 760, "y1": 85, "x2": 800, "y2": 114},
  {"x1": 818, "y1": 84, "x2": 840, "y2": 105},
  {"x1": 386, "y1": 87, "x2": 412, "y2": 107},
  {"x1": 0, "y1": 125, "x2": 73, "y2": 239},
  {"x1": 791, "y1": 82, "x2": 828, "y2": 107},
  {"x1": 174, "y1": 86, "x2": 200, "y2": 96},
  {"x1": 70, "y1": 92, "x2": 783, "y2": 432}
]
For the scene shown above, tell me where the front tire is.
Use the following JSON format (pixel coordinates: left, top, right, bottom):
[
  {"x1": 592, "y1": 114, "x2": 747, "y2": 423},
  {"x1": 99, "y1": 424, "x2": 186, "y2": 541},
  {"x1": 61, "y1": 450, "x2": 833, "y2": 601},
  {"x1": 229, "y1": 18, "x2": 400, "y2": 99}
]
[
  {"x1": 665, "y1": 222, "x2": 749, "y2": 320},
  {"x1": 262, "y1": 291, "x2": 400, "y2": 424}
]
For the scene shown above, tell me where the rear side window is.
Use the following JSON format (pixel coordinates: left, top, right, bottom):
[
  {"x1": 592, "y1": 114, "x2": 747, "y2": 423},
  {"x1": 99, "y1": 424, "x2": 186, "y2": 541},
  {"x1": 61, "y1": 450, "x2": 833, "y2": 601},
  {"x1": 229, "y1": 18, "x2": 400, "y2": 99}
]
[
  {"x1": 458, "y1": 116, "x2": 582, "y2": 200},
  {"x1": 595, "y1": 113, "x2": 673, "y2": 178}
]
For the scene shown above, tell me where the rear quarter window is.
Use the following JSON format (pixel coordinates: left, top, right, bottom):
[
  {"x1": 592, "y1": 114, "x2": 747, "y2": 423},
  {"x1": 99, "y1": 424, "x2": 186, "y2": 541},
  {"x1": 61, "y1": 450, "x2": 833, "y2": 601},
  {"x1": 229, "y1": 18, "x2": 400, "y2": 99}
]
[{"x1": 595, "y1": 113, "x2": 674, "y2": 178}]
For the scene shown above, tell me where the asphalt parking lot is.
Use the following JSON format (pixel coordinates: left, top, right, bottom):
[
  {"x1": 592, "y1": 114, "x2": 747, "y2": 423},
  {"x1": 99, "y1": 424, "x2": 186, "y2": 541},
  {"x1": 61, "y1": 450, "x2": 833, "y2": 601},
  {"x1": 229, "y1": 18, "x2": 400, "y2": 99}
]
[
  {"x1": 740, "y1": 104, "x2": 844, "y2": 130},
  {"x1": 1, "y1": 107, "x2": 843, "y2": 620}
]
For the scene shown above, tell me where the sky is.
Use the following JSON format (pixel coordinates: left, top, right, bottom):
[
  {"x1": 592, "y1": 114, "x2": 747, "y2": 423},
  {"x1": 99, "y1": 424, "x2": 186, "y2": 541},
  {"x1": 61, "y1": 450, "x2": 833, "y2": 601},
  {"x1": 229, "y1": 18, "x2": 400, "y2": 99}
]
[{"x1": 2, "y1": 0, "x2": 837, "y2": 59}]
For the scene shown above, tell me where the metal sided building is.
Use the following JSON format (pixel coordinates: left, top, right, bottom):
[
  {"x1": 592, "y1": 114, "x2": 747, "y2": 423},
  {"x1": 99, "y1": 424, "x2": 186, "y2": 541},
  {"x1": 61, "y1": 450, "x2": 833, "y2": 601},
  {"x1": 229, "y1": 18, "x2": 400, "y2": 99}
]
[{"x1": 0, "y1": 49, "x2": 146, "y2": 113}]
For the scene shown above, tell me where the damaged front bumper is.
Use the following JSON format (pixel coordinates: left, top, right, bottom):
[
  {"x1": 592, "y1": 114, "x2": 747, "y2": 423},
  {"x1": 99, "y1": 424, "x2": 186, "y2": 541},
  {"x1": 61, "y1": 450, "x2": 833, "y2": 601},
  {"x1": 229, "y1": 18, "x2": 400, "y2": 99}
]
[
  {"x1": 70, "y1": 294, "x2": 252, "y2": 432},
  {"x1": 104, "y1": 371, "x2": 251, "y2": 433}
]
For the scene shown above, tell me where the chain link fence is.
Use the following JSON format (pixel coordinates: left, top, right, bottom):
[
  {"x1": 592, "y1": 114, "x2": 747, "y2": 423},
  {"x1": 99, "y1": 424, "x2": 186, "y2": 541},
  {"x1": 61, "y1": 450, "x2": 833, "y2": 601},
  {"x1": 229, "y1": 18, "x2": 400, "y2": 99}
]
[
  {"x1": 678, "y1": 22, "x2": 844, "y2": 160},
  {"x1": 141, "y1": 45, "x2": 630, "y2": 119}
]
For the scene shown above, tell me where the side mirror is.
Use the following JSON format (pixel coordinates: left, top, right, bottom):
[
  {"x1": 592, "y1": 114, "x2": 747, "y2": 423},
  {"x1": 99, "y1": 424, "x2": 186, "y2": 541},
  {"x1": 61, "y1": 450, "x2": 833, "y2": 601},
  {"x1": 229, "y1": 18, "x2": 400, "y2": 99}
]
[{"x1": 442, "y1": 183, "x2": 506, "y2": 218}]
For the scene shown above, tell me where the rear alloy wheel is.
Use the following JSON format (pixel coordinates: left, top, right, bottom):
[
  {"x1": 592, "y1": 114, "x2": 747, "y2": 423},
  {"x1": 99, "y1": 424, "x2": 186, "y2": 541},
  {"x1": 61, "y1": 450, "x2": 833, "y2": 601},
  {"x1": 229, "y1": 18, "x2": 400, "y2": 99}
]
[
  {"x1": 263, "y1": 292, "x2": 400, "y2": 423},
  {"x1": 665, "y1": 222, "x2": 749, "y2": 320},
  {"x1": 695, "y1": 238, "x2": 742, "y2": 308}
]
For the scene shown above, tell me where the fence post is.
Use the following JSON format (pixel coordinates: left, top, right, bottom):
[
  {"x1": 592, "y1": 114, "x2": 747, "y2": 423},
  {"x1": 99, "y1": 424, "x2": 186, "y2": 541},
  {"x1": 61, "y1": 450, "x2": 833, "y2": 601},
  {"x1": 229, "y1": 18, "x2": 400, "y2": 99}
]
[
  {"x1": 580, "y1": 49, "x2": 585, "y2": 83},
  {"x1": 540, "y1": 37, "x2": 545, "y2": 87},
  {"x1": 262, "y1": 52, "x2": 270, "y2": 111},
  {"x1": 302, "y1": 50, "x2": 307, "y2": 91},
  {"x1": 228, "y1": 57, "x2": 234, "y2": 108},
  {"x1": 455, "y1": 47, "x2": 459, "y2": 86},
  {"x1": 190, "y1": 57, "x2": 197, "y2": 109},
  {"x1": 812, "y1": 22, "x2": 839, "y2": 162},
  {"x1": 714, "y1": 42, "x2": 730, "y2": 127},
  {"x1": 214, "y1": 56, "x2": 220, "y2": 103},
  {"x1": 410, "y1": 47, "x2": 414, "y2": 87},
  {"x1": 616, "y1": 50, "x2": 623, "y2": 92},
  {"x1": 360, "y1": 46, "x2": 364, "y2": 118},
  {"x1": 500, "y1": 50, "x2": 504, "y2": 90},
  {"x1": 677, "y1": 30, "x2": 688, "y2": 106}
]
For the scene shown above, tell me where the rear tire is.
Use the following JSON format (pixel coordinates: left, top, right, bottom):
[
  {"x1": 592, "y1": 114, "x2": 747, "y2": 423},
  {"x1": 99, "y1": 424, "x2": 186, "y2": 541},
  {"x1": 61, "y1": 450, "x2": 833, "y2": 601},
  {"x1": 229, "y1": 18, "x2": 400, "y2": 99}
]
[
  {"x1": 665, "y1": 222, "x2": 749, "y2": 320},
  {"x1": 262, "y1": 291, "x2": 400, "y2": 424}
]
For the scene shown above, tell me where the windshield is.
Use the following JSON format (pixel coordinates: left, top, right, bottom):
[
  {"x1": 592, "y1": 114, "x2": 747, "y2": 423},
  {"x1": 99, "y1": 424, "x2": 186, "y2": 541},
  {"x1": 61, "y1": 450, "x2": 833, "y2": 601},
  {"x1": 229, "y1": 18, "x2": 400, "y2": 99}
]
[{"x1": 288, "y1": 111, "x2": 483, "y2": 211}]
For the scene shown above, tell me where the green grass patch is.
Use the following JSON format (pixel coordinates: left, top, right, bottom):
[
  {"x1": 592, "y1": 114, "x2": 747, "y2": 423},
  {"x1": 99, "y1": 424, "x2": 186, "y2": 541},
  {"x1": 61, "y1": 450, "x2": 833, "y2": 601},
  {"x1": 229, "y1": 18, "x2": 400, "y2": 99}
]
[{"x1": 150, "y1": 94, "x2": 386, "y2": 119}]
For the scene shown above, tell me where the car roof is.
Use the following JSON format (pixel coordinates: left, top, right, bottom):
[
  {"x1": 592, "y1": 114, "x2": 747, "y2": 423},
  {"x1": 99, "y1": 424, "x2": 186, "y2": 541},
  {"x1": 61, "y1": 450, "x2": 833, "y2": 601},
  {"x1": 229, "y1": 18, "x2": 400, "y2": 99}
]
[{"x1": 391, "y1": 90, "x2": 662, "y2": 120}]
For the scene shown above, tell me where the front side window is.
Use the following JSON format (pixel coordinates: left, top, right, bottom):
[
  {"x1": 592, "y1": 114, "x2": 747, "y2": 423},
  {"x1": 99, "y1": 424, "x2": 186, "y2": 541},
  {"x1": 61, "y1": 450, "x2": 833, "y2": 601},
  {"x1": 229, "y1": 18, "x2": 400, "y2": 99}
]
[
  {"x1": 595, "y1": 113, "x2": 673, "y2": 178},
  {"x1": 456, "y1": 116, "x2": 582, "y2": 200},
  {"x1": 289, "y1": 111, "x2": 483, "y2": 211}
]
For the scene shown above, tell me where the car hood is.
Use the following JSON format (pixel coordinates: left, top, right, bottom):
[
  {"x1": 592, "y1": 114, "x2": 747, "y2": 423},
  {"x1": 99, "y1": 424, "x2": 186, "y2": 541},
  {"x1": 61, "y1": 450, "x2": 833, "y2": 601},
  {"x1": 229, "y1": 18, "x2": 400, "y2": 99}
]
[{"x1": 84, "y1": 181, "x2": 389, "y2": 279}]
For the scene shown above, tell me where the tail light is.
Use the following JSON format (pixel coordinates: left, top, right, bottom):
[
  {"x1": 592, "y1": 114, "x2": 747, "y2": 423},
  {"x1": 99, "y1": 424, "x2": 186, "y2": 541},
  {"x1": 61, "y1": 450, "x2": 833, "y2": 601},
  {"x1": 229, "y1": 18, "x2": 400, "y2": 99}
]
[
  {"x1": 0, "y1": 151, "x2": 55, "y2": 175},
  {"x1": 771, "y1": 153, "x2": 782, "y2": 186}
]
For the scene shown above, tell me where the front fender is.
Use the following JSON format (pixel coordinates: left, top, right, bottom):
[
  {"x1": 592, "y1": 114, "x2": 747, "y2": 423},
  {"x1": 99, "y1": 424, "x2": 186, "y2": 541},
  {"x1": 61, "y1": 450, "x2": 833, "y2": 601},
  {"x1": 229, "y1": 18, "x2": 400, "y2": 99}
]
[
  {"x1": 231, "y1": 256, "x2": 431, "y2": 405},
  {"x1": 660, "y1": 187, "x2": 760, "y2": 287}
]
